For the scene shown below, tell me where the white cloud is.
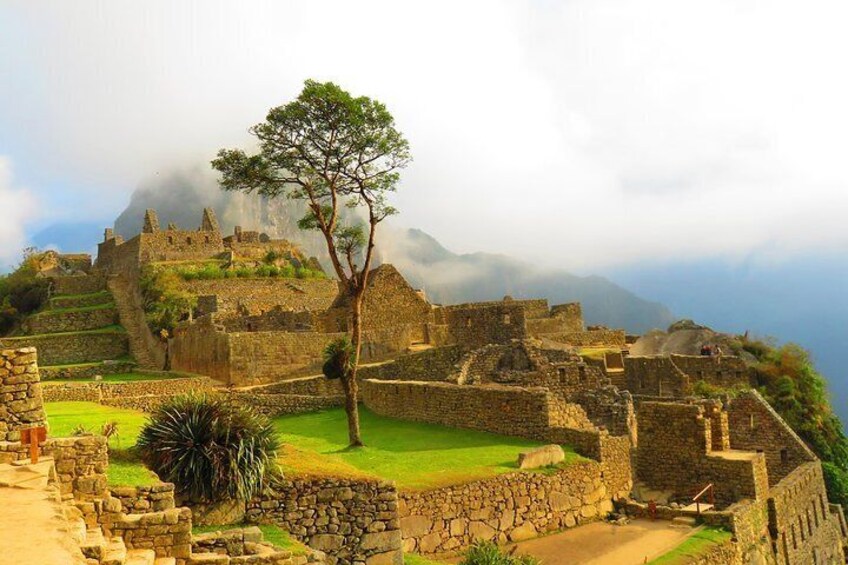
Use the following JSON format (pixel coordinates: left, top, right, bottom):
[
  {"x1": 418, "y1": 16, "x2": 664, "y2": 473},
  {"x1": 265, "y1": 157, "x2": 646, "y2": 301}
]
[
  {"x1": 1, "y1": 0, "x2": 848, "y2": 269},
  {"x1": 0, "y1": 157, "x2": 39, "y2": 269}
]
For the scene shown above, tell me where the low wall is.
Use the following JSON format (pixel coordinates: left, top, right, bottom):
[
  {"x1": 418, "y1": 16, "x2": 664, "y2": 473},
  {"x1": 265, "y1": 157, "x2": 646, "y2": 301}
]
[
  {"x1": 543, "y1": 330, "x2": 626, "y2": 347},
  {"x1": 255, "y1": 375, "x2": 344, "y2": 396},
  {"x1": 0, "y1": 331, "x2": 129, "y2": 365},
  {"x1": 109, "y1": 483, "x2": 175, "y2": 514},
  {"x1": 23, "y1": 304, "x2": 119, "y2": 334},
  {"x1": 108, "y1": 507, "x2": 193, "y2": 562},
  {"x1": 42, "y1": 376, "x2": 217, "y2": 404},
  {"x1": 41, "y1": 361, "x2": 136, "y2": 380},
  {"x1": 0, "y1": 347, "x2": 46, "y2": 442},
  {"x1": 229, "y1": 392, "x2": 344, "y2": 417},
  {"x1": 398, "y1": 460, "x2": 612, "y2": 555},
  {"x1": 45, "y1": 434, "x2": 109, "y2": 499},
  {"x1": 246, "y1": 477, "x2": 403, "y2": 565},
  {"x1": 358, "y1": 346, "x2": 462, "y2": 382}
]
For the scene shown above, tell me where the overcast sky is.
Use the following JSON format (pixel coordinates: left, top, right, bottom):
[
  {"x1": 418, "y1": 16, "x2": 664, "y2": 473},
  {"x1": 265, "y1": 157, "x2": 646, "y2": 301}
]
[{"x1": 2, "y1": 0, "x2": 848, "y2": 270}]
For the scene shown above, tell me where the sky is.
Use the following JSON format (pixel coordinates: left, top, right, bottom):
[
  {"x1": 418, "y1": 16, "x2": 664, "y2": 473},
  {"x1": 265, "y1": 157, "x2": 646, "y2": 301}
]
[{"x1": 2, "y1": 0, "x2": 848, "y2": 272}]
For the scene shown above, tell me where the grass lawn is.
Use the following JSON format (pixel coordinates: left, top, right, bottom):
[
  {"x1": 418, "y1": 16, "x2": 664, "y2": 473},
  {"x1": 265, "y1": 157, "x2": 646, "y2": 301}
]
[
  {"x1": 44, "y1": 401, "x2": 159, "y2": 487},
  {"x1": 34, "y1": 302, "x2": 116, "y2": 316},
  {"x1": 99, "y1": 372, "x2": 181, "y2": 382},
  {"x1": 404, "y1": 554, "x2": 448, "y2": 565},
  {"x1": 648, "y1": 527, "x2": 732, "y2": 564},
  {"x1": 273, "y1": 407, "x2": 582, "y2": 491},
  {"x1": 192, "y1": 523, "x2": 308, "y2": 555}
]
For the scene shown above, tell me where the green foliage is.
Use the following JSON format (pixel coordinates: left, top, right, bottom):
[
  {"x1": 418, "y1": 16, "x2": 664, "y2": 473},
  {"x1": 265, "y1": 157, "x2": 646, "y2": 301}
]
[
  {"x1": 322, "y1": 337, "x2": 356, "y2": 381},
  {"x1": 823, "y1": 463, "x2": 848, "y2": 507},
  {"x1": 139, "y1": 268, "x2": 197, "y2": 335},
  {"x1": 0, "y1": 248, "x2": 51, "y2": 335},
  {"x1": 459, "y1": 541, "x2": 539, "y2": 565},
  {"x1": 647, "y1": 527, "x2": 732, "y2": 564},
  {"x1": 137, "y1": 393, "x2": 280, "y2": 502},
  {"x1": 164, "y1": 262, "x2": 323, "y2": 282}
]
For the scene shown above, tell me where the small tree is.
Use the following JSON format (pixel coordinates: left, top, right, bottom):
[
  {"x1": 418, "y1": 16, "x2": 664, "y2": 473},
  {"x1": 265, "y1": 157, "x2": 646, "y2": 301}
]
[{"x1": 213, "y1": 80, "x2": 411, "y2": 446}]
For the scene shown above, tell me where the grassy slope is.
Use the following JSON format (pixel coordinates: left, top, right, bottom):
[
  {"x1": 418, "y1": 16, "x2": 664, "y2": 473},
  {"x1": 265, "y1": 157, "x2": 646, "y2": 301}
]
[
  {"x1": 44, "y1": 401, "x2": 158, "y2": 486},
  {"x1": 32, "y1": 302, "x2": 116, "y2": 316},
  {"x1": 273, "y1": 407, "x2": 582, "y2": 491},
  {"x1": 648, "y1": 527, "x2": 732, "y2": 564}
]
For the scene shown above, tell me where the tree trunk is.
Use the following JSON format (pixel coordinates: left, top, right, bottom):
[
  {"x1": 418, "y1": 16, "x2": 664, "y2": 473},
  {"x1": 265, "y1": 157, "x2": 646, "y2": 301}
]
[{"x1": 343, "y1": 290, "x2": 365, "y2": 447}]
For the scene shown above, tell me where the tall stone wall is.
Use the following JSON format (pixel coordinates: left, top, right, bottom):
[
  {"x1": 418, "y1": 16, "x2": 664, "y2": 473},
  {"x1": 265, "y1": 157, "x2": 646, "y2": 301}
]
[
  {"x1": 767, "y1": 462, "x2": 845, "y2": 564},
  {"x1": 361, "y1": 379, "x2": 553, "y2": 440},
  {"x1": 0, "y1": 347, "x2": 46, "y2": 442},
  {"x1": 636, "y1": 402, "x2": 769, "y2": 506},
  {"x1": 169, "y1": 315, "x2": 233, "y2": 382},
  {"x1": 550, "y1": 303, "x2": 584, "y2": 332},
  {"x1": 727, "y1": 391, "x2": 817, "y2": 486},
  {"x1": 398, "y1": 461, "x2": 612, "y2": 555},
  {"x1": 246, "y1": 478, "x2": 402, "y2": 565},
  {"x1": 543, "y1": 329, "x2": 626, "y2": 348},
  {"x1": 669, "y1": 355, "x2": 753, "y2": 389},
  {"x1": 50, "y1": 273, "x2": 108, "y2": 295}
]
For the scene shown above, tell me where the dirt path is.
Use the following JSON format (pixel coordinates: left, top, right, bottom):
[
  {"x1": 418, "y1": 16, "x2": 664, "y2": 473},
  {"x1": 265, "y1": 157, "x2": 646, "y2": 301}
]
[{"x1": 509, "y1": 519, "x2": 696, "y2": 565}]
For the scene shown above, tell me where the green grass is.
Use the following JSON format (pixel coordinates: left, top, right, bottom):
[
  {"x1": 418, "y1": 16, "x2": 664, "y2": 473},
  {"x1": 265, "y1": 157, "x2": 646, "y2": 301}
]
[
  {"x1": 192, "y1": 523, "x2": 309, "y2": 555},
  {"x1": 44, "y1": 401, "x2": 158, "y2": 486},
  {"x1": 3, "y1": 325, "x2": 126, "y2": 339},
  {"x1": 41, "y1": 357, "x2": 135, "y2": 370},
  {"x1": 49, "y1": 290, "x2": 112, "y2": 305},
  {"x1": 404, "y1": 554, "x2": 448, "y2": 565},
  {"x1": 273, "y1": 407, "x2": 581, "y2": 490},
  {"x1": 648, "y1": 527, "x2": 733, "y2": 564}
]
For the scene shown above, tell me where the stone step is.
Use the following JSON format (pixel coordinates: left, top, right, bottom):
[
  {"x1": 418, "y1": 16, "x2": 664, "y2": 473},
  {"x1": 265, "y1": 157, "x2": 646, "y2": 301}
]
[
  {"x1": 80, "y1": 528, "x2": 106, "y2": 560},
  {"x1": 101, "y1": 536, "x2": 128, "y2": 565},
  {"x1": 153, "y1": 559, "x2": 177, "y2": 565},
  {"x1": 187, "y1": 553, "x2": 230, "y2": 564},
  {"x1": 671, "y1": 516, "x2": 698, "y2": 528},
  {"x1": 0, "y1": 459, "x2": 54, "y2": 490},
  {"x1": 125, "y1": 549, "x2": 156, "y2": 565}
]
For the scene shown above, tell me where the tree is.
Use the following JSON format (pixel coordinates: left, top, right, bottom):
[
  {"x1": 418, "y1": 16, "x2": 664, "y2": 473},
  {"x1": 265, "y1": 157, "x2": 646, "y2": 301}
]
[{"x1": 212, "y1": 80, "x2": 411, "y2": 446}]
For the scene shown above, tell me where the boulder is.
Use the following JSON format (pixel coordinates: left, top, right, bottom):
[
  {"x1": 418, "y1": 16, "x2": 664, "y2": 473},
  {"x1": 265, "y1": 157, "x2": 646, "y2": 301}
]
[{"x1": 517, "y1": 445, "x2": 565, "y2": 470}]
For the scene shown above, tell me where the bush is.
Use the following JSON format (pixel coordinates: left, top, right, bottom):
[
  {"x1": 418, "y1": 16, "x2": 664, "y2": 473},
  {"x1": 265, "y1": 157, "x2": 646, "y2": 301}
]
[
  {"x1": 459, "y1": 541, "x2": 539, "y2": 565},
  {"x1": 139, "y1": 268, "x2": 197, "y2": 335},
  {"x1": 0, "y1": 248, "x2": 51, "y2": 335},
  {"x1": 137, "y1": 393, "x2": 280, "y2": 502}
]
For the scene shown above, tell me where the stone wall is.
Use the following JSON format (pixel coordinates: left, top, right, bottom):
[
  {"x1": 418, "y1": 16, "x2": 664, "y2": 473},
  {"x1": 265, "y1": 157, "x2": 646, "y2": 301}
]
[
  {"x1": 543, "y1": 330, "x2": 626, "y2": 347},
  {"x1": 41, "y1": 376, "x2": 218, "y2": 403},
  {"x1": 169, "y1": 315, "x2": 232, "y2": 382},
  {"x1": 669, "y1": 355, "x2": 752, "y2": 389},
  {"x1": 22, "y1": 304, "x2": 119, "y2": 334},
  {"x1": 50, "y1": 274, "x2": 108, "y2": 295},
  {"x1": 358, "y1": 346, "x2": 462, "y2": 383},
  {"x1": 246, "y1": 478, "x2": 402, "y2": 565},
  {"x1": 441, "y1": 303, "x2": 527, "y2": 349},
  {"x1": 181, "y1": 278, "x2": 339, "y2": 316},
  {"x1": 361, "y1": 379, "x2": 553, "y2": 440},
  {"x1": 767, "y1": 462, "x2": 846, "y2": 564},
  {"x1": 106, "y1": 506, "x2": 193, "y2": 562},
  {"x1": 635, "y1": 402, "x2": 769, "y2": 506},
  {"x1": 41, "y1": 361, "x2": 136, "y2": 381},
  {"x1": 230, "y1": 392, "x2": 344, "y2": 417},
  {"x1": 398, "y1": 461, "x2": 612, "y2": 556},
  {"x1": 624, "y1": 356, "x2": 690, "y2": 397},
  {"x1": 727, "y1": 391, "x2": 817, "y2": 485},
  {"x1": 256, "y1": 375, "x2": 344, "y2": 396},
  {"x1": 0, "y1": 347, "x2": 46, "y2": 441},
  {"x1": 0, "y1": 330, "x2": 129, "y2": 365},
  {"x1": 109, "y1": 483, "x2": 176, "y2": 514},
  {"x1": 550, "y1": 303, "x2": 584, "y2": 332},
  {"x1": 45, "y1": 434, "x2": 109, "y2": 499}
]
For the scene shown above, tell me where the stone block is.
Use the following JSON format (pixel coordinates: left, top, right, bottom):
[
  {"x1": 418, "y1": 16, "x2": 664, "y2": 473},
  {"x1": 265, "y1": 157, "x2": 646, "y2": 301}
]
[{"x1": 517, "y1": 445, "x2": 565, "y2": 470}]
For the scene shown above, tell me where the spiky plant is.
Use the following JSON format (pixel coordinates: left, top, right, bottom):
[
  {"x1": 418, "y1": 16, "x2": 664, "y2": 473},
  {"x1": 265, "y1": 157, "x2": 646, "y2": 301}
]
[
  {"x1": 136, "y1": 393, "x2": 280, "y2": 502},
  {"x1": 322, "y1": 337, "x2": 356, "y2": 381}
]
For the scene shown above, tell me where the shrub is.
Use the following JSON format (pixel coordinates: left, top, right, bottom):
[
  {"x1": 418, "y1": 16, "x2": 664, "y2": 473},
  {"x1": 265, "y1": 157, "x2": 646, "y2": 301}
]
[
  {"x1": 322, "y1": 337, "x2": 356, "y2": 381},
  {"x1": 0, "y1": 248, "x2": 50, "y2": 335},
  {"x1": 460, "y1": 541, "x2": 539, "y2": 565},
  {"x1": 139, "y1": 268, "x2": 197, "y2": 335},
  {"x1": 137, "y1": 393, "x2": 280, "y2": 502}
]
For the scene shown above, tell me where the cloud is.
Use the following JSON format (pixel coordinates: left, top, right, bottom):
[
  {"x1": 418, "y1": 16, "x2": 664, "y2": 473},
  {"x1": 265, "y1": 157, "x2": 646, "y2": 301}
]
[
  {"x1": 2, "y1": 1, "x2": 848, "y2": 269},
  {"x1": 0, "y1": 157, "x2": 39, "y2": 269}
]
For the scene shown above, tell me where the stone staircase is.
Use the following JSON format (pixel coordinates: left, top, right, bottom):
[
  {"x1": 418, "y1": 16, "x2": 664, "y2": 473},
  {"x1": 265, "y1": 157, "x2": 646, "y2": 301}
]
[{"x1": 107, "y1": 275, "x2": 164, "y2": 370}]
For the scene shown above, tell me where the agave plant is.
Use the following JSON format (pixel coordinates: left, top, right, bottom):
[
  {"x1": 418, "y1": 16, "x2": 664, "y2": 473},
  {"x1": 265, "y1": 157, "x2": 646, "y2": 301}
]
[
  {"x1": 322, "y1": 336, "x2": 357, "y2": 381},
  {"x1": 136, "y1": 393, "x2": 280, "y2": 502}
]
